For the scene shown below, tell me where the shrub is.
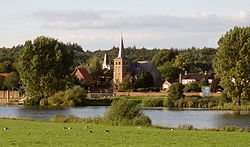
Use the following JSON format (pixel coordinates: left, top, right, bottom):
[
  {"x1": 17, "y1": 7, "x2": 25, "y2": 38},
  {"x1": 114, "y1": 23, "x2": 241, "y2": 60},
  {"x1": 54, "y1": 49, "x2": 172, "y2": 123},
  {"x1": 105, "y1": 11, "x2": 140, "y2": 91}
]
[
  {"x1": 184, "y1": 81, "x2": 201, "y2": 92},
  {"x1": 219, "y1": 125, "x2": 245, "y2": 132},
  {"x1": 141, "y1": 99, "x2": 163, "y2": 107},
  {"x1": 177, "y1": 124, "x2": 194, "y2": 130},
  {"x1": 51, "y1": 114, "x2": 104, "y2": 124},
  {"x1": 167, "y1": 83, "x2": 184, "y2": 100},
  {"x1": 163, "y1": 98, "x2": 174, "y2": 107},
  {"x1": 133, "y1": 115, "x2": 151, "y2": 126},
  {"x1": 24, "y1": 97, "x2": 40, "y2": 106},
  {"x1": 137, "y1": 88, "x2": 146, "y2": 92},
  {"x1": 63, "y1": 86, "x2": 86, "y2": 106},
  {"x1": 39, "y1": 98, "x2": 48, "y2": 106},
  {"x1": 104, "y1": 99, "x2": 151, "y2": 126},
  {"x1": 48, "y1": 91, "x2": 65, "y2": 107},
  {"x1": 48, "y1": 86, "x2": 86, "y2": 107}
]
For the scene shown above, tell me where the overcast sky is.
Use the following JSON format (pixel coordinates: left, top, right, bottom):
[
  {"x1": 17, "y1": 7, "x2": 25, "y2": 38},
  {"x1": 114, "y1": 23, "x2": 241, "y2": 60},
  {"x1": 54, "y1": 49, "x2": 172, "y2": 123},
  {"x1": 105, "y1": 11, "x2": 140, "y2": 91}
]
[{"x1": 0, "y1": 0, "x2": 250, "y2": 50}]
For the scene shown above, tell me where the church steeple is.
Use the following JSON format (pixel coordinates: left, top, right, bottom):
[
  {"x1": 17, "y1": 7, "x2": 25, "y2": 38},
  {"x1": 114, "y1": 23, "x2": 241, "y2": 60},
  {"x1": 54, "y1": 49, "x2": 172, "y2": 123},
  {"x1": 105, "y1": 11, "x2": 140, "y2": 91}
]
[
  {"x1": 102, "y1": 53, "x2": 110, "y2": 70},
  {"x1": 118, "y1": 36, "x2": 125, "y2": 58}
]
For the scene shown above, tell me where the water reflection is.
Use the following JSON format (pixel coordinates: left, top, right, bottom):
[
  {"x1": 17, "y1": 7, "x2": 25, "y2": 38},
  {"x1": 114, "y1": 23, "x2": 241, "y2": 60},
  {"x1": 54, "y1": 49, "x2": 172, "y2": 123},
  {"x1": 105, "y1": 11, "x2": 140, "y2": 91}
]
[{"x1": 0, "y1": 105, "x2": 250, "y2": 129}]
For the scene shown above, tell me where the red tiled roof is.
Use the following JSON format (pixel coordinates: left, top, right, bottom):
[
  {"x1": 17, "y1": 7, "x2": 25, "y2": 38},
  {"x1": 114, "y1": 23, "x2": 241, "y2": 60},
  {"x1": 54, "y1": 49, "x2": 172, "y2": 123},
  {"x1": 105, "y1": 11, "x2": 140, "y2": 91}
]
[
  {"x1": 75, "y1": 68, "x2": 95, "y2": 84},
  {"x1": 0, "y1": 73, "x2": 10, "y2": 79}
]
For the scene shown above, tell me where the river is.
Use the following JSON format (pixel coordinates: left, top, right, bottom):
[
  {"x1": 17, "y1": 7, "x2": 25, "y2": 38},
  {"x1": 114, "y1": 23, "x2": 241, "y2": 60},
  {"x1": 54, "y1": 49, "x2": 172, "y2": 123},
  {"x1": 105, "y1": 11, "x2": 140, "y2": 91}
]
[{"x1": 0, "y1": 105, "x2": 250, "y2": 129}]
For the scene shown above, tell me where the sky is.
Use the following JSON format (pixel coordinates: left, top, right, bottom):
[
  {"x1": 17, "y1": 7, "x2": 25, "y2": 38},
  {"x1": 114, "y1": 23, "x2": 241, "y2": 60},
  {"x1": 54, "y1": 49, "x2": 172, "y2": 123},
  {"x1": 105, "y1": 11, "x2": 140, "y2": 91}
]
[{"x1": 0, "y1": 0, "x2": 250, "y2": 50}]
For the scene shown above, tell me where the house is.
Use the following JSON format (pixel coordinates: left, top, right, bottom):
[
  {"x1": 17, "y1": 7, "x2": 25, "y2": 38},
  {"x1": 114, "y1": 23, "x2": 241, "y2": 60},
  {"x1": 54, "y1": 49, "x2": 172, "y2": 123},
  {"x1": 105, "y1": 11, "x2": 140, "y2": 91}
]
[
  {"x1": 162, "y1": 79, "x2": 177, "y2": 91},
  {"x1": 179, "y1": 71, "x2": 214, "y2": 85},
  {"x1": 74, "y1": 67, "x2": 95, "y2": 85},
  {"x1": 0, "y1": 73, "x2": 10, "y2": 80}
]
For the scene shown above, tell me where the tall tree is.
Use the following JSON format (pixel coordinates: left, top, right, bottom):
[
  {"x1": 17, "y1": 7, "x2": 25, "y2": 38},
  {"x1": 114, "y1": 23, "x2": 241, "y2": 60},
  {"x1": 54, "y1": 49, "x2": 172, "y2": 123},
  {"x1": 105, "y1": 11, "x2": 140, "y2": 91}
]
[
  {"x1": 213, "y1": 26, "x2": 250, "y2": 106},
  {"x1": 18, "y1": 36, "x2": 75, "y2": 102}
]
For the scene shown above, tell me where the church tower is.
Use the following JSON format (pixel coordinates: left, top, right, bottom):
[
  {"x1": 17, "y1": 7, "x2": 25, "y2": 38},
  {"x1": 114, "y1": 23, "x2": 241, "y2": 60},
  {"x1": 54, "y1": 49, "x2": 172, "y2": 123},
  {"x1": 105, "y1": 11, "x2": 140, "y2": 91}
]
[{"x1": 113, "y1": 36, "x2": 130, "y2": 85}]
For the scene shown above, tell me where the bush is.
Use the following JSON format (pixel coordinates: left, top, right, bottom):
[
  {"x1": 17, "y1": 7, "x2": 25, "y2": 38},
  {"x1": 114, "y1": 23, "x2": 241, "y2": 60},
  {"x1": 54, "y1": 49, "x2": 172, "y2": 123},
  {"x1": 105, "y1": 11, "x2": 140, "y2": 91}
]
[
  {"x1": 48, "y1": 91, "x2": 65, "y2": 107},
  {"x1": 24, "y1": 97, "x2": 40, "y2": 106},
  {"x1": 168, "y1": 83, "x2": 184, "y2": 100},
  {"x1": 104, "y1": 99, "x2": 151, "y2": 126},
  {"x1": 137, "y1": 88, "x2": 146, "y2": 92},
  {"x1": 177, "y1": 124, "x2": 194, "y2": 130},
  {"x1": 48, "y1": 86, "x2": 86, "y2": 107},
  {"x1": 184, "y1": 81, "x2": 201, "y2": 92},
  {"x1": 163, "y1": 98, "x2": 174, "y2": 107},
  {"x1": 133, "y1": 115, "x2": 151, "y2": 126},
  {"x1": 219, "y1": 125, "x2": 247, "y2": 132},
  {"x1": 63, "y1": 86, "x2": 86, "y2": 106},
  {"x1": 39, "y1": 98, "x2": 48, "y2": 106},
  {"x1": 141, "y1": 99, "x2": 163, "y2": 107}
]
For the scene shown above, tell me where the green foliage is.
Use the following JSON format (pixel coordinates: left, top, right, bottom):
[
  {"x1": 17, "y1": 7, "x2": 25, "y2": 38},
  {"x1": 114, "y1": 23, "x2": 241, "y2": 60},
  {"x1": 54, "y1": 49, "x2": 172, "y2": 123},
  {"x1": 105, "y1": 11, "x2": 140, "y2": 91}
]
[
  {"x1": 141, "y1": 99, "x2": 163, "y2": 107},
  {"x1": 134, "y1": 71, "x2": 154, "y2": 88},
  {"x1": 0, "y1": 60, "x2": 14, "y2": 72},
  {"x1": 3, "y1": 72, "x2": 20, "y2": 90},
  {"x1": 39, "y1": 98, "x2": 48, "y2": 106},
  {"x1": 177, "y1": 124, "x2": 194, "y2": 130},
  {"x1": 163, "y1": 97, "x2": 174, "y2": 107},
  {"x1": 219, "y1": 125, "x2": 247, "y2": 132},
  {"x1": 18, "y1": 36, "x2": 76, "y2": 101},
  {"x1": 118, "y1": 75, "x2": 132, "y2": 92},
  {"x1": 167, "y1": 83, "x2": 184, "y2": 100},
  {"x1": 213, "y1": 26, "x2": 250, "y2": 106},
  {"x1": 48, "y1": 91, "x2": 65, "y2": 107},
  {"x1": 104, "y1": 99, "x2": 151, "y2": 126},
  {"x1": 48, "y1": 86, "x2": 86, "y2": 107},
  {"x1": 184, "y1": 81, "x2": 201, "y2": 92},
  {"x1": 63, "y1": 86, "x2": 86, "y2": 106}
]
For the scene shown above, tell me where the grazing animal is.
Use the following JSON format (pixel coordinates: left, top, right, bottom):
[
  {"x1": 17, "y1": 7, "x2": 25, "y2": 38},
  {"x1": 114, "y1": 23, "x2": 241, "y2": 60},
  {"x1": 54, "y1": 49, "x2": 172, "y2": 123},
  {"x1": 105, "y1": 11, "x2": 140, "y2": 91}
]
[
  {"x1": 137, "y1": 126, "x2": 142, "y2": 129},
  {"x1": 89, "y1": 130, "x2": 93, "y2": 133},
  {"x1": 3, "y1": 127, "x2": 8, "y2": 130},
  {"x1": 170, "y1": 128, "x2": 174, "y2": 131},
  {"x1": 64, "y1": 127, "x2": 72, "y2": 130},
  {"x1": 105, "y1": 129, "x2": 109, "y2": 133}
]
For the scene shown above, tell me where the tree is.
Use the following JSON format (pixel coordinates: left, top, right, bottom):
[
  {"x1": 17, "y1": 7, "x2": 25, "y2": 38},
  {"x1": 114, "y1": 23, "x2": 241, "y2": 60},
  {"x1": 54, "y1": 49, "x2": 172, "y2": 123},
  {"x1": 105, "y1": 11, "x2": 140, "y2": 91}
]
[
  {"x1": 134, "y1": 71, "x2": 154, "y2": 88},
  {"x1": 18, "y1": 36, "x2": 75, "y2": 102},
  {"x1": 213, "y1": 26, "x2": 250, "y2": 106},
  {"x1": 184, "y1": 81, "x2": 201, "y2": 92},
  {"x1": 173, "y1": 54, "x2": 190, "y2": 72},
  {"x1": 118, "y1": 75, "x2": 132, "y2": 92},
  {"x1": 3, "y1": 72, "x2": 20, "y2": 90},
  {"x1": 168, "y1": 83, "x2": 184, "y2": 100}
]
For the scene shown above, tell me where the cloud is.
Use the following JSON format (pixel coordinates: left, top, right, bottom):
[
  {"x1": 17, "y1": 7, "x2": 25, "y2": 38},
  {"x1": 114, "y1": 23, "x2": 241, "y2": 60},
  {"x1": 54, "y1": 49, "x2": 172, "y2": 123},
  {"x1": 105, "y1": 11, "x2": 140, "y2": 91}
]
[{"x1": 33, "y1": 9, "x2": 250, "y2": 32}]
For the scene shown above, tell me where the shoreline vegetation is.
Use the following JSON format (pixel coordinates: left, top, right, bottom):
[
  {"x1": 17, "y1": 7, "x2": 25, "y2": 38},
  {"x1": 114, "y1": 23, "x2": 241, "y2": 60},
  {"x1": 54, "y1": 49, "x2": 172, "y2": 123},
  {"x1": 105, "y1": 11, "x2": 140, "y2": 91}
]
[{"x1": 3, "y1": 95, "x2": 250, "y2": 111}]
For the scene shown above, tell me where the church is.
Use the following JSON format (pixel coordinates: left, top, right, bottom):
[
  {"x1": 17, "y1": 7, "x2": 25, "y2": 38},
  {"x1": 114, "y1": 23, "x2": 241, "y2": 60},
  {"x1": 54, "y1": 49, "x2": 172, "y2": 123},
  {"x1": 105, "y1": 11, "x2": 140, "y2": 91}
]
[{"x1": 111, "y1": 36, "x2": 162, "y2": 88}]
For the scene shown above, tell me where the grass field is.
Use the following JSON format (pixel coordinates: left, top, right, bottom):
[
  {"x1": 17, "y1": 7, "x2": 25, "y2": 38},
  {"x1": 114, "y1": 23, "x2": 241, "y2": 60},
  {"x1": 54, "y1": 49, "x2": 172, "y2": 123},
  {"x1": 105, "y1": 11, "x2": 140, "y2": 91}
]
[{"x1": 0, "y1": 119, "x2": 249, "y2": 146}]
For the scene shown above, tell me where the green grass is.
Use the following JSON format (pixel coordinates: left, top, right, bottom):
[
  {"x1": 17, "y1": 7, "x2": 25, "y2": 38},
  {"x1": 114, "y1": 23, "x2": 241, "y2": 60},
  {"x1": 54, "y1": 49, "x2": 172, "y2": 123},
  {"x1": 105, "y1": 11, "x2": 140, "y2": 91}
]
[{"x1": 0, "y1": 119, "x2": 249, "y2": 146}]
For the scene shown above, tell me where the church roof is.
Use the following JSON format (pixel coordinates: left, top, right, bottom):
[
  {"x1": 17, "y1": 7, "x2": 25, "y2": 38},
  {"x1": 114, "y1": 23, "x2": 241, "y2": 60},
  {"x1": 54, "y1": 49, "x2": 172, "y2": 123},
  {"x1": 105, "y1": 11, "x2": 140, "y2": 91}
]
[
  {"x1": 75, "y1": 67, "x2": 95, "y2": 84},
  {"x1": 118, "y1": 36, "x2": 125, "y2": 58}
]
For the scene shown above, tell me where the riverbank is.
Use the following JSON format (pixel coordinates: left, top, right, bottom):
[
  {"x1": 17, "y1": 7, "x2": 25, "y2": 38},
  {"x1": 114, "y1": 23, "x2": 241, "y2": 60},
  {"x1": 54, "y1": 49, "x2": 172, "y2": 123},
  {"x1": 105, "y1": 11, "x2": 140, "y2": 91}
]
[{"x1": 0, "y1": 118, "x2": 249, "y2": 146}]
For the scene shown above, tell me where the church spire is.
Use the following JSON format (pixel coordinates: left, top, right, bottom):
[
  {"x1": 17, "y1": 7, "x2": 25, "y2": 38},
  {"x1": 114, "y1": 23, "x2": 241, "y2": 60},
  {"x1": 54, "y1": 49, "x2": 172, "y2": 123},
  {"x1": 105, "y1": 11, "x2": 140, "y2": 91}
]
[{"x1": 118, "y1": 35, "x2": 125, "y2": 58}]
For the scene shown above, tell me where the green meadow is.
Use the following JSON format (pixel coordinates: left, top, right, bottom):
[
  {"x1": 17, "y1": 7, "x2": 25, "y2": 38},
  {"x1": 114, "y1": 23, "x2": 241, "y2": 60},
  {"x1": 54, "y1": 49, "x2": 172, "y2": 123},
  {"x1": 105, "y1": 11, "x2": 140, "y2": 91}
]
[{"x1": 0, "y1": 119, "x2": 249, "y2": 146}]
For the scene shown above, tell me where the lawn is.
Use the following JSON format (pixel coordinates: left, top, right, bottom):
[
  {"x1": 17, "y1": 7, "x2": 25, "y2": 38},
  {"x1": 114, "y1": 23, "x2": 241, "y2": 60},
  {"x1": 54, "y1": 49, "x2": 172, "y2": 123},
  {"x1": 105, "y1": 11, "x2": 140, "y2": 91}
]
[{"x1": 0, "y1": 119, "x2": 249, "y2": 146}]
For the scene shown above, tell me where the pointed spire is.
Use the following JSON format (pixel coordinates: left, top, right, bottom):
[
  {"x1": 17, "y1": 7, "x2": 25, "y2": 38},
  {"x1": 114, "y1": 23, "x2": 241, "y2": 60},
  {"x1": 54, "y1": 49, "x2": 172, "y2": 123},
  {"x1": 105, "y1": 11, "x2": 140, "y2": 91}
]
[
  {"x1": 102, "y1": 53, "x2": 110, "y2": 70},
  {"x1": 103, "y1": 53, "x2": 107, "y2": 65},
  {"x1": 118, "y1": 35, "x2": 125, "y2": 58}
]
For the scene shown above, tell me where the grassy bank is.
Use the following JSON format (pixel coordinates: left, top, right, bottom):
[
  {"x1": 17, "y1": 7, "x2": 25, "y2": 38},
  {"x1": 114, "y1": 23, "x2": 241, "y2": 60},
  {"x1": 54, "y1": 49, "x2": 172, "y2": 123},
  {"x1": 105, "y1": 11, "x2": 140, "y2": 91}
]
[{"x1": 0, "y1": 119, "x2": 249, "y2": 146}]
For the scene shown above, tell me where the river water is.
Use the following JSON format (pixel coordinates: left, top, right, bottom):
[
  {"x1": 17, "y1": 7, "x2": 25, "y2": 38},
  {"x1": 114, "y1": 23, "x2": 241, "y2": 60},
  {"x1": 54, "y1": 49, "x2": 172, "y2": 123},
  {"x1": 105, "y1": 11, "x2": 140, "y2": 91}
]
[{"x1": 0, "y1": 105, "x2": 250, "y2": 129}]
